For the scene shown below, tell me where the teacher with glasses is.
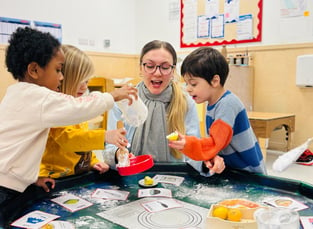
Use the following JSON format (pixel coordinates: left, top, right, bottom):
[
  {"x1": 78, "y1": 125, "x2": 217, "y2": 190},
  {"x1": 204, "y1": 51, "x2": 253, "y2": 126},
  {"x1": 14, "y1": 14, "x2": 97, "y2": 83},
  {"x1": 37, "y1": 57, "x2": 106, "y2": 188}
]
[{"x1": 103, "y1": 40, "x2": 225, "y2": 176}]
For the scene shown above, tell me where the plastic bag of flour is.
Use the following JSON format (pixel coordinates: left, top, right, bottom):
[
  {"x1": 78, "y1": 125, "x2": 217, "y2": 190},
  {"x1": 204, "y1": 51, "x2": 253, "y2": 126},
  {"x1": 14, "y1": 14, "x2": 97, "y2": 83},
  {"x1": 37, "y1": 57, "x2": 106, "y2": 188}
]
[{"x1": 117, "y1": 96, "x2": 148, "y2": 127}]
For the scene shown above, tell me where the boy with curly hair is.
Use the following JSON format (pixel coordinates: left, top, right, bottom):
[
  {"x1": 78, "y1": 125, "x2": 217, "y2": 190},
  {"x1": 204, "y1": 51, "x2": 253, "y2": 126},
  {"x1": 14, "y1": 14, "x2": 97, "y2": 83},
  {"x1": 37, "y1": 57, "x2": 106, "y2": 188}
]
[{"x1": 0, "y1": 27, "x2": 136, "y2": 225}]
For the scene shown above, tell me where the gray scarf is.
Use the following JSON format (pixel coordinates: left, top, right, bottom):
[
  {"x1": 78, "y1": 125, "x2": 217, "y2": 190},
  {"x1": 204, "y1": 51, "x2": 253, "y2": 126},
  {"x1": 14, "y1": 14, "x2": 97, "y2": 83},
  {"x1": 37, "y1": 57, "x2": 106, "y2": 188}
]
[{"x1": 131, "y1": 81, "x2": 172, "y2": 161}]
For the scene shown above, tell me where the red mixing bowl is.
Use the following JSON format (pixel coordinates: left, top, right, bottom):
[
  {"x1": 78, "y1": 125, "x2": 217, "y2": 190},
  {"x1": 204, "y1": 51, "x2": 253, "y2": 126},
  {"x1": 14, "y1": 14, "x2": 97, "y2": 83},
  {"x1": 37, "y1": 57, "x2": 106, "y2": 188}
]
[{"x1": 117, "y1": 155, "x2": 154, "y2": 176}]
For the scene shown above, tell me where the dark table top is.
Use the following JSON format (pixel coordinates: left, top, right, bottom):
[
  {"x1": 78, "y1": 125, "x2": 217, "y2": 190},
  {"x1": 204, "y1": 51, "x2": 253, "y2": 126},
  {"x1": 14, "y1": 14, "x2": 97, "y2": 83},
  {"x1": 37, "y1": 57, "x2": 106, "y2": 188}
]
[{"x1": 7, "y1": 163, "x2": 313, "y2": 228}]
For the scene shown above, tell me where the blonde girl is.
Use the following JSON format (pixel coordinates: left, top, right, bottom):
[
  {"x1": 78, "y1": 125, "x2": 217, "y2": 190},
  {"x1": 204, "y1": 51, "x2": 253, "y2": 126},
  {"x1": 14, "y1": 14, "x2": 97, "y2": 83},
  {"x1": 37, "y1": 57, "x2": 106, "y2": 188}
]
[{"x1": 36, "y1": 45, "x2": 128, "y2": 191}]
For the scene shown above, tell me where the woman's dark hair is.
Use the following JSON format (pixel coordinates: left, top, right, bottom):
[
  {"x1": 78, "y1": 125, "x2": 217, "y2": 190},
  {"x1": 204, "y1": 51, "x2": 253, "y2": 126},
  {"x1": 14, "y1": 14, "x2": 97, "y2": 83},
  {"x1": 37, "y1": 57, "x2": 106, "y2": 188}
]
[
  {"x1": 139, "y1": 40, "x2": 177, "y2": 65},
  {"x1": 181, "y1": 47, "x2": 229, "y2": 86},
  {"x1": 5, "y1": 27, "x2": 61, "y2": 81}
]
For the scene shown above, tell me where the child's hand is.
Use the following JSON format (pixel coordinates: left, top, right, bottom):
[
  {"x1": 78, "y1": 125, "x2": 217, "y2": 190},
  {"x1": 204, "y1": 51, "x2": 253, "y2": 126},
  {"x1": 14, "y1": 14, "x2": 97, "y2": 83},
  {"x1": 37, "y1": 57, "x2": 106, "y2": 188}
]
[
  {"x1": 35, "y1": 177, "x2": 55, "y2": 192},
  {"x1": 110, "y1": 84, "x2": 138, "y2": 105},
  {"x1": 93, "y1": 162, "x2": 110, "y2": 174},
  {"x1": 167, "y1": 132, "x2": 186, "y2": 151},
  {"x1": 204, "y1": 155, "x2": 225, "y2": 175},
  {"x1": 105, "y1": 129, "x2": 128, "y2": 148},
  {"x1": 116, "y1": 148, "x2": 130, "y2": 167}
]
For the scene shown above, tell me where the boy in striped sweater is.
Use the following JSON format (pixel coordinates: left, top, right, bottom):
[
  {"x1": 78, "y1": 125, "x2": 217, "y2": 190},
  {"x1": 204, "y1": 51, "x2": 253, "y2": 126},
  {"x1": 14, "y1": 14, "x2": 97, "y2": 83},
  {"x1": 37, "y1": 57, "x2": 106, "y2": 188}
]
[{"x1": 168, "y1": 47, "x2": 266, "y2": 174}]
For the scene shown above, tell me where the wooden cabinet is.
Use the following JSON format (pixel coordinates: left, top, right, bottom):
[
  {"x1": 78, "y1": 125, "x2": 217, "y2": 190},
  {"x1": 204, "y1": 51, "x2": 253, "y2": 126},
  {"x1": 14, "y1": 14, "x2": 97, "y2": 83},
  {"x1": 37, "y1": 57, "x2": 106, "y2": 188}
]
[
  {"x1": 225, "y1": 65, "x2": 254, "y2": 111},
  {"x1": 88, "y1": 77, "x2": 115, "y2": 129}
]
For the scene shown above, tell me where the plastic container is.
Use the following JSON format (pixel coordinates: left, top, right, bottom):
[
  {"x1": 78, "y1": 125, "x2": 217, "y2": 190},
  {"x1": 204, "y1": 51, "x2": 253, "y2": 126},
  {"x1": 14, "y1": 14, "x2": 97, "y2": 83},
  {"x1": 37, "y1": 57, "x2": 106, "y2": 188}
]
[
  {"x1": 206, "y1": 204, "x2": 259, "y2": 229},
  {"x1": 117, "y1": 155, "x2": 154, "y2": 176},
  {"x1": 206, "y1": 199, "x2": 262, "y2": 229},
  {"x1": 254, "y1": 207, "x2": 299, "y2": 229},
  {"x1": 117, "y1": 96, "x2": 148, "y2": 127}
]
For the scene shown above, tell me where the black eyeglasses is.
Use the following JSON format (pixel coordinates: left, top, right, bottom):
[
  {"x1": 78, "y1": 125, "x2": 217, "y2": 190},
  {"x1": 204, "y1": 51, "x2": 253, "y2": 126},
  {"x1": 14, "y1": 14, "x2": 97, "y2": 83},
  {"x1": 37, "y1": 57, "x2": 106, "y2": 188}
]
[{"x1": 142, "y1": 63, "x2": 175, "y2": 75}]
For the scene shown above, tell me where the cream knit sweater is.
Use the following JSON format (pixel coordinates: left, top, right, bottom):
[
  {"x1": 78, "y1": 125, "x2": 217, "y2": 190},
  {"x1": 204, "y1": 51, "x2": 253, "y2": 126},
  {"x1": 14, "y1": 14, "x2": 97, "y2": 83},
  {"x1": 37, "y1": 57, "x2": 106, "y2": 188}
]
[{"x1": 0, "y1": 82, "x2": 113, "y2": 192}]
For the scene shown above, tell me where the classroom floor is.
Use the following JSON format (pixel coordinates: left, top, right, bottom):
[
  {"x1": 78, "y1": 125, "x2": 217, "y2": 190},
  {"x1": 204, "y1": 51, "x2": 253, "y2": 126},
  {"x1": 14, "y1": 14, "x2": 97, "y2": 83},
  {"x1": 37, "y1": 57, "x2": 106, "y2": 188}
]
[{"x1": 266, "y1": 150, "x2": 313, "y2": 185}]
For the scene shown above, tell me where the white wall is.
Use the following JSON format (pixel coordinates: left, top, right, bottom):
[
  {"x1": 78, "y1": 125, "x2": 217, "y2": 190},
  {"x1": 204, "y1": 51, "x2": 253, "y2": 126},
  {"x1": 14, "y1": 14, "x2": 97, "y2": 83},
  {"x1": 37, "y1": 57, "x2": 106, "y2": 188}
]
[
  {"x1": 0, "y1": 0, "x2": 137, "y2": 53},
  {"x1": 261, "y1": 0, "x2": 313, "y2": 46},
  {"x1": 1, "y1": 0, "x2": 313, "y2": 54},
  {"x1": 135, "y1": 0, "x2": 313, "y2": 53},
  {"x1": 134, "y1": 0, "x2": 182, "y2": 52}
]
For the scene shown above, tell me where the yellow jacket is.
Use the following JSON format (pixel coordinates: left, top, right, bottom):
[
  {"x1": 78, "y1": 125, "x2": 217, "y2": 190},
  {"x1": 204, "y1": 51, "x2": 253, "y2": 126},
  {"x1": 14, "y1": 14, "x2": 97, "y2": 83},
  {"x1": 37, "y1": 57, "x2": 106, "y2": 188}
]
[{"x1": 39, "y1": 122, "x2": 105, "y2": 178}]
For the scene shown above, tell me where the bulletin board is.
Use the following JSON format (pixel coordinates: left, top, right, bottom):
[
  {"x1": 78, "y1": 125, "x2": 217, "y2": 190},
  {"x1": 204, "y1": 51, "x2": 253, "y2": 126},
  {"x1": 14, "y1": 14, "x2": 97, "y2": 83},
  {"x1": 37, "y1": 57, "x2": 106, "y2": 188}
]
[
  {"x1": 34, "y1": 21, "x2": 62, "y2": 42},
  {"x1": 0, "y1": 17, "x2": 62, "y2": 44},
  {"x1": 180, "y1": 0, "x2": 263, "y2": 48},
  {"x1": 0, "y1": 17, "x2": 30, "y2": 44}
]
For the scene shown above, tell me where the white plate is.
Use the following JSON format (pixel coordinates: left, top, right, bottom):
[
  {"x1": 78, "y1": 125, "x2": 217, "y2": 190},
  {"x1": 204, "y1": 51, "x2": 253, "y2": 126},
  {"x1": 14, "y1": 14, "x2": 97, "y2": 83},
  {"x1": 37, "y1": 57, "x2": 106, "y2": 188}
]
[{"x1": 138, "y1": 178, "x2": 158, "y2": 188}]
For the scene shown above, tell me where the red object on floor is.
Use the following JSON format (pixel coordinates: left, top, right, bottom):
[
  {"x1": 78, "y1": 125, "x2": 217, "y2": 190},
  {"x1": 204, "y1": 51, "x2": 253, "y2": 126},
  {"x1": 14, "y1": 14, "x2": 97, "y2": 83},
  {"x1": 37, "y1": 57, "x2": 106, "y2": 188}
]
[{"x1": 296, "y1": 149, "x2": 313, "y2": 166}]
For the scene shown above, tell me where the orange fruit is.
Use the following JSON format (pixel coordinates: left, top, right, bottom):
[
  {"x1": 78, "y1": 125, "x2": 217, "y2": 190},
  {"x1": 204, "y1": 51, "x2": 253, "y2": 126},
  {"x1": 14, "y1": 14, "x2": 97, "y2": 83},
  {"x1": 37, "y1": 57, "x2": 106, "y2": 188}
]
[
  {"x1": 212, "y1": 206, "x2": 228, "y2": 220},
  {"x1": 227, "y1": 208, "x2": 242, "y2": 222}
]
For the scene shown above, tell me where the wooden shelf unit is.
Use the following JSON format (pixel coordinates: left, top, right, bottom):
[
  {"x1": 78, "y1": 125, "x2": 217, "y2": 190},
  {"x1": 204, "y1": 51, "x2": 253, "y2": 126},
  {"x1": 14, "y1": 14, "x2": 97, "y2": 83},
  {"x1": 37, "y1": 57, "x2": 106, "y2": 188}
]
[{"x1": 88, "y1": 77, "x2": 115, "y2": 129}]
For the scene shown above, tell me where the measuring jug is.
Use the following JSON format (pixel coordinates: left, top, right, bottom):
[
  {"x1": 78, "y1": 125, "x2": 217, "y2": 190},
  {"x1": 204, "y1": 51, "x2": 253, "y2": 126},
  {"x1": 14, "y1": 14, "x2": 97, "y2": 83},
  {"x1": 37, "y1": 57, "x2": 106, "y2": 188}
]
[{"x1": 254, "y1": 207, "x2": 299, "y2": 229}]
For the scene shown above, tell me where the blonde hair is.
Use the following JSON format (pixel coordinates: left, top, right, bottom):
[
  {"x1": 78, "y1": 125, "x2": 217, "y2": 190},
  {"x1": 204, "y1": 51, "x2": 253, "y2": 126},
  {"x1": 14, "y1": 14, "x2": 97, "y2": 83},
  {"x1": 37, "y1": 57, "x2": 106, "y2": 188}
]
[
  {"x1": 167, "y1": 81, "x2": 187, "y2": 159},
  {"x1": 140, "y1": 40, "x2": 187, "y2": 159},
  {"x1": 60, "y1": 45, "x2": 94, "y2": 96}
]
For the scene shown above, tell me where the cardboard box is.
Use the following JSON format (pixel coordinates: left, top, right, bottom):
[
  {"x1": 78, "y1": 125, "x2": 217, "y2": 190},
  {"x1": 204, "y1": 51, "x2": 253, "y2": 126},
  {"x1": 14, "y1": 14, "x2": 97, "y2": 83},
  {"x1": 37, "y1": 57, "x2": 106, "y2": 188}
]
[{"x1": 206, "y1": 200, "x2": 262, "y2": 229}]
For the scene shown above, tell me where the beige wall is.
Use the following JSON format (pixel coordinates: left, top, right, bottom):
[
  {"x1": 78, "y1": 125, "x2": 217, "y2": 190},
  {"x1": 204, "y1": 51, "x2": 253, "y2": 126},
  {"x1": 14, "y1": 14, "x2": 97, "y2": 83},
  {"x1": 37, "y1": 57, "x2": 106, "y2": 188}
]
[
  {"x1": 0, "y1": 45, "x2": 16, "y2": 99},
  {"x1": 225, "y1": 43, "x2": 313, "y2": 149},
  {"x1": 84, "y1": 50, "x2": 139, "y2": 79},
  {"x1": 0, "y1": 45, "x2": 140, "y2": 99},
  {"x1": 1, "y1": 43, "x2": 313, "y2": 149}
]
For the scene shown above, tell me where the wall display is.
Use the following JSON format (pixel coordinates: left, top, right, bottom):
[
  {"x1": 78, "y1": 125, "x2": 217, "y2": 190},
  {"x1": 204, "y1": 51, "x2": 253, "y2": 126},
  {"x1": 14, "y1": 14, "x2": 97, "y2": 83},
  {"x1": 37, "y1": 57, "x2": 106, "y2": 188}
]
[
  {"x1": 180, "y1": 0, "x2": 262, "y2": 47},
  {"x1": 0, "y1": 16, "x2": 62, "y2": 44},
  {"x1": 0, "y1": 17, "x2": 30, "y2": 43},
  {"x1": 34, "y1": 21, "x2": 62, "y2": 42}
]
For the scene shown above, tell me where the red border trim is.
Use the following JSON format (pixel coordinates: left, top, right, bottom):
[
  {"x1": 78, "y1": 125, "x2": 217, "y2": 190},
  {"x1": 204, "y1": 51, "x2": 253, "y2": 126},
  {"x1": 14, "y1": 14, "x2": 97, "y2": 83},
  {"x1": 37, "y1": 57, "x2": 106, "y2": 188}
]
[{"x1": 180, "y1": 0, "x2": 263, "y2": 48}]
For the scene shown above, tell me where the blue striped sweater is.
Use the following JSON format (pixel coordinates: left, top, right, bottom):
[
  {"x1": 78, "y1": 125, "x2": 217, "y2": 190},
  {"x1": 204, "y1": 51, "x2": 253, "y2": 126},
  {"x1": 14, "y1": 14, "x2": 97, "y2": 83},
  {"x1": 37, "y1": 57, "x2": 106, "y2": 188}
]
[{"x1": 206, "y1": 91, "x2": 267, "y2": 174}]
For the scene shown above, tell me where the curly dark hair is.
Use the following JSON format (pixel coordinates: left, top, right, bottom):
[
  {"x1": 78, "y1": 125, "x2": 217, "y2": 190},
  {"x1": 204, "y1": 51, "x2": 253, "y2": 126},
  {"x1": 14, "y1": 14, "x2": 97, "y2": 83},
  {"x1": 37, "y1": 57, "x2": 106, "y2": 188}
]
[
  {"x1": 181, "y1": 47, "x2": 229, "y2": 86},
  {"x1": 5, "y1": 27, "x2": 61, "y2": 81}
]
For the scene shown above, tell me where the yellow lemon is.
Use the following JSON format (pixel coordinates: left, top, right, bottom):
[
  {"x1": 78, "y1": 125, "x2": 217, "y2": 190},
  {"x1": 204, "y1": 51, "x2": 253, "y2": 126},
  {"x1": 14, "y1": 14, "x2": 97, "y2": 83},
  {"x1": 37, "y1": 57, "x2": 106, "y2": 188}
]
[
  {"x1": 41, "y1": 224, "x2": 54, "y2": 229},
  {"x1": 212, "y1": 206, "x2": 228, "y2": 220},
  {"x1": 227, "y1": 208, "x2": 242, "y2": 222},
  {"x1": 144, "y1": 176, "x2": 154, "y2": 185},
  {"x1": 63, "y1": 199, "x2": 79, "y2": 204},
  {"x1": 166, "y1": 131, "x2": 179, "y2": 141}
]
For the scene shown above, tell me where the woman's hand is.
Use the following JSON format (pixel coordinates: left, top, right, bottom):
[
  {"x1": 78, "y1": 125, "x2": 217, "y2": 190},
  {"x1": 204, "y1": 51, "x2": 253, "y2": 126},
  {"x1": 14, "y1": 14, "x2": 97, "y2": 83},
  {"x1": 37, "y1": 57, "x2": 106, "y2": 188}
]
[{"x1": 167, "y1": 132, "x2": 186, "y2": 151}]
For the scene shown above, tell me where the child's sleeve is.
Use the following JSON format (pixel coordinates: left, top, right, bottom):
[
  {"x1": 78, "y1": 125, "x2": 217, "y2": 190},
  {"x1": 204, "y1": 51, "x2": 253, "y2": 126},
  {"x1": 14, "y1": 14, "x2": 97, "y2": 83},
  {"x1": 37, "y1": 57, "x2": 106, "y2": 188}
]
[
  {"x1": 182, "y1": 119, "x2": 233, "y2": 161},
  {"x1": 90, "y1": 152, "x2": 100, "y2": 167},
  {"x1": 52, "y1": 124, "x2": 105, "y2": 151}
]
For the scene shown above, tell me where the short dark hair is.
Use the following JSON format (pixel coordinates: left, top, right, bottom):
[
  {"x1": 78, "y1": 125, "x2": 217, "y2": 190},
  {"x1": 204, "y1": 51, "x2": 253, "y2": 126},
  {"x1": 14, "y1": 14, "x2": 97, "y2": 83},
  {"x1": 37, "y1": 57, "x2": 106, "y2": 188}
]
[
  {"x1": 181, "y1": 47, "x2": 229, "y2": 86},
  {"x1": 139, "y1": 40, "x2": 177, "y2": 65},
  {"x1": 5, "y1": 27, "x2": 61, "y2": 81}
]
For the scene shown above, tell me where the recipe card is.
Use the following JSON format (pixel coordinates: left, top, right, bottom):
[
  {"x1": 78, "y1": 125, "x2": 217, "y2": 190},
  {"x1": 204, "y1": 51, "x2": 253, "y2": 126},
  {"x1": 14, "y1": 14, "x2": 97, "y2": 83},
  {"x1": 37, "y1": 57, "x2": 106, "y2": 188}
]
[
  {"x1": 263, "y1": 196, "x2": 308, "y2": 211},
  {"x1": 51, "y1": 193, "x2": 93, "y2": 212},
  {"x1": 42, "y1": 220, "x2": 75, "y2": 229},
  {"x1": 152, "y1": 175, "x2": 184, "y2": 186},
  {"x1": 300, "y1": 216, "x2": 313, "y2": 229},
  {"x1": 11, "y1": 210, "x2": 59, "y2": 228},
  {"x1": 141, "y1": 198, "x2": 183, "y2": 213},
  {"x1": 91, "y1": 188, "x2": 129, "y2": 200},
  {"x1": 138, "y1": 188, "x2": 172, "y2": 198}
]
